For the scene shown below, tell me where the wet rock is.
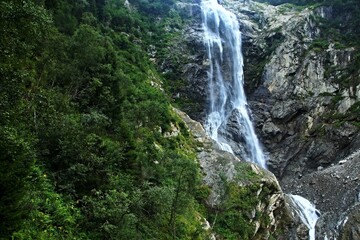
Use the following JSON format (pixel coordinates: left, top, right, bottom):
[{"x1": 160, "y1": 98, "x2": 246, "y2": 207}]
[
  {"x1": 286, "y1": 150, "x2": 360, "y2": 238},
  {"x1": 165, "y1": 0, "x2": 360, "y2": 238},
  {"x1": 339, "y1": 205, "x2": 360, "y2": 240},
  {"x1": 175, "y1": 108, "x2": 295, "y2": 239},
  {"x1": 157, "y1": 1, "x2": 208, "y2": 121}
]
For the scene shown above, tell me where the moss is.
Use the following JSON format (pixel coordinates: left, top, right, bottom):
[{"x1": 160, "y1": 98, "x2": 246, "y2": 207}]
[
  {"x1": 209, "y1": 182, "x2": 258, "y2": 239},
  {"x1": 277, "y1": 3, "x2": 307, "y2": 14},
  {"x1": 331, "y1": 95, "x2": 345, "y2": 105},
  {"x1": 244, "y1": 55, "x2": 270, "y2": 92},
  {"x1": 205, "y1": 162, "x2": 279, "y2": 239},
  {"x1": 309, "y1": 38, "x2": 329, "y2": 51},
  {"x1": 209, "y1": 181, "x2": 276, "y2": 239},
  {"x1": 333, "y1": 41, "x2": 347, "y2": 49},
  {"x1": 319, "y1": 99, "x2": 360, "y2": 129},
  {"x1": 234, "y1": 162, "x2": 262, "y2": 182}
]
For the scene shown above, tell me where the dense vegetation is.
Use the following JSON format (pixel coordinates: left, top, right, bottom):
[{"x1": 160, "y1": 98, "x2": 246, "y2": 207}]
[
  {"x1": 0, "y1": 0, "x2": 211, "y2": 239},
  {"x1": 2, "y1": 0, "x2": 359, "y2": 238},
  {"x1": 0, "y1": 0, "x2": 283, "y2": 238}
]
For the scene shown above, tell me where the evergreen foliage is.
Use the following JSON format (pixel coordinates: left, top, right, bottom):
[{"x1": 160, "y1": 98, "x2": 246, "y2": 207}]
[
  {"x1": 2, "y1": 0, "x2": 359, "y2": 238},
  {"x1": 0, "y1": 0, "x2": 209, "y2": 238}
]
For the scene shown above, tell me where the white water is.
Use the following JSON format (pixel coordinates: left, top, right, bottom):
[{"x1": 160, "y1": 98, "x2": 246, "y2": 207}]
[
  {"x1": 201, "y1": 0, "x2": 321, "y2": 238},
  {"x1": 289, "y1": 194, "x2": 320, "y2": 240},
  {"x1": 201, "y1": 0, "x2": 266, "y2": 168}
]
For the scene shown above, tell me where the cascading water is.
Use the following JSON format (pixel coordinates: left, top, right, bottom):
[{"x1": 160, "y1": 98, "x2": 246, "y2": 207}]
[
  {"x1": 289, "y1": 195, "x2": 320, "y2": 240},
  {"x1": 201, "y1": 0, "x2": 266, "y2": 169},
  {"x1": 200, "y1": 0, "x2": 320, "y2": 237}
]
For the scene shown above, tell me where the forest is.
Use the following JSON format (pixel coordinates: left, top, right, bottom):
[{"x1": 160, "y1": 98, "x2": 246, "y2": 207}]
[
  {"x1": 1, "y1": 0, "x2": 359, "y2": 239},
  {"x1": 0, "y1": 0, "x2": 211, "y2": 239}
]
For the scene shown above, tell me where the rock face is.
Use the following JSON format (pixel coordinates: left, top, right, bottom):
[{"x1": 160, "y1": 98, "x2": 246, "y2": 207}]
[
  {"x1": 219, "y1": 1, "x2": 360, "y2": 238},
  {"x1": 159, "y1": 2, "x2": 208, "y2": 120},
  {"x1": 175, "y1": 108, "x2": 294, "y2": 239},
  {"x1": 161, "y1": 0, "x2": 360, "y2": 238},
  {"x1": 339, "y1": 204, "x2": 360, "y2": 240},
  {"x1": 289, "y1": 149, "x2": 360, "y2": 239}
]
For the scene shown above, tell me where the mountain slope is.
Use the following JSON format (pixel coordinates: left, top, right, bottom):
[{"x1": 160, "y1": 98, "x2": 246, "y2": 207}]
[
  {"x1": 0, "y1": 0, "x2": 295, "y2": 239},
  {"x1": 160, "y1": 0, "x2": 360, "y2": 238}
]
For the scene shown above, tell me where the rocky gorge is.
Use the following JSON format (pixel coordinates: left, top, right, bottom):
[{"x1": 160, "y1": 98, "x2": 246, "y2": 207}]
[{"x1": 159, "y1": 0, "x2": 360, "y2": 238}]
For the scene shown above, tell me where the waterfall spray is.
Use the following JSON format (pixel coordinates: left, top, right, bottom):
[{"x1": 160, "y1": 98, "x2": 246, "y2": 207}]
[
  {"x1": 201, "y1": 0, "x2": 266, "y2": 168},
  {"x1": 289, "y1": 195, "x2": 320, "y2": 240},
  {"x1": 201, "y1": 0, "x2": 320, "y2": 237}
]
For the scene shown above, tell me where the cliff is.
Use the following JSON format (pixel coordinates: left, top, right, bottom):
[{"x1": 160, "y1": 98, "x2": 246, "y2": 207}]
[
  {"x1": 175, "y1": 108, "x2": 294, "y2": 239},
  {"x1": 2, "y1": 0, "x2": 359, "y2": 238},
  {"x1": 159, "y1": 0, "x2": 360, "y2": 238}
]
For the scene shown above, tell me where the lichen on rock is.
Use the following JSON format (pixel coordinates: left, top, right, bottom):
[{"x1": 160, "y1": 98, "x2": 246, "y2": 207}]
[{"x1": 175, "y1": 108, "x2": 294, "y2": 239}]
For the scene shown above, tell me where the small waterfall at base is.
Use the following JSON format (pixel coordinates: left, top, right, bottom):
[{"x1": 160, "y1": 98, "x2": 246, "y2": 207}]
[
  {"x1": 200, "y1": 0, "x2": 321, "y2": 238},
  {"x1": 289, "y1": 195, "x2": 321, "y2": 240},
  {"x1": 201, "y1": 0, "x2": 266, "y2": 169}
]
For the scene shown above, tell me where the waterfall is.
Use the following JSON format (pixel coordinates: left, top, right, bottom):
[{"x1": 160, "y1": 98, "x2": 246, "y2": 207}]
[
  {"x1": 289, "y1": 195, "x2": 321, "y2": 240},
  {"x1": 201, "y1": 0, "x2": 266, "y2": 169},
  {"x1": 200, "y1": 0, "x2": 320, "y2": 238}
]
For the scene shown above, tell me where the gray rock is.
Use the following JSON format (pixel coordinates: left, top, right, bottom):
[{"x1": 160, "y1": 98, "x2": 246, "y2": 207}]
[
  {"x1": 262, "y1": 119, "x2": 281, "y2": 137},
  {"x1": 271, "y1": 100, "x2": 303, "y2": 123},
  {"x1": 174, "y1": 108, "x2": 295, "y2": 239},
  {"x1": 286, "y1": 149, "x2": 360, "y2": 238},
  {"x1": 165, "y1": 0, "x2": 360, "y2": 238},
  {"x1": 339, "y1": 204, "x2": 360, "y2": 240}
]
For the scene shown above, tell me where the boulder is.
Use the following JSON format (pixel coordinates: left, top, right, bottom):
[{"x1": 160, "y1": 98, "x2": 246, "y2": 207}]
[{"x1": 174, "y1": 108, "x2": 295, "y2": 239}]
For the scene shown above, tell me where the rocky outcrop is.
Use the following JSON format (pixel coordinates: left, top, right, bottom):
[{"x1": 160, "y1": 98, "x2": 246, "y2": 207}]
[
  {"x1": 161, "y1": 0, "x2": 360, "y2": 238},
  {"x1": 217, "y1": 3, "x2": 360, "y2": 237},
  {"x1": 222, "y1": 0, "x2": 358, "y2": 173},
  {"x1": 286, "y1": 148, "x2": 360, "y2": 239},
  {"x1": 239, "y1": 3, "x2": 360, "y2": 238},
  {"x1": 175, "y1": 108, "x2": 295, "y2": 239},
  {"x1": 158, "y1": 2, "x2": 208, "y2": 120},
  {"x1": 339, "y1": 204, "x2": 360, "y2": 240}
]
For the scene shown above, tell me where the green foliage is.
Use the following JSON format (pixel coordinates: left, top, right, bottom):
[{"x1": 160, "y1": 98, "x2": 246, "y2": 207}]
[
  {"x1": 0, "y1": 1, "x2": 53, "y2": 237},
  {"x1": 80, "y1": 186, "x2": 141, "y2": 239},
  {"x1": 309, "y1": 38, "x2": 329, "y2": 51},
  {"x1": 11, "y1": 167, "x2": 85, "y2": 239},
  {"x1": 0, "y1": 127, "x2": 36, "y2": 237},
  {"x1": 130, "y1": 0, "x2": 175, "y2": 17},
  {"x1": 208, "y1": 162, "x2": 275, "y2": 239},
  {"x1": 0, "y1": 0, "x2": 208, "y2": 239},
  {"x1": 212, "y1": 182, "x2": 257, "y2": 239}
]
